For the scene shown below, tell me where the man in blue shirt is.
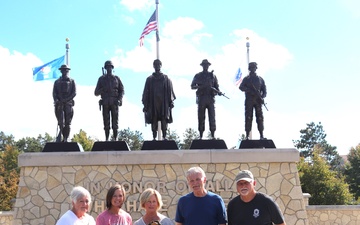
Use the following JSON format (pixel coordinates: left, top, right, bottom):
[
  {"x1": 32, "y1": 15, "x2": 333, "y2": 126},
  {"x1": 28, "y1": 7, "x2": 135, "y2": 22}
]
[{"x1": 175, "y1": 167, "x2": 227, "y2": 225}]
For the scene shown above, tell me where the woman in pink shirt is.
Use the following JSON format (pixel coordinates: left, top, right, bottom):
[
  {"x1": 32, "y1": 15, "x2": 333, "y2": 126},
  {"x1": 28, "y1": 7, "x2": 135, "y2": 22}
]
[{"x1": 96, "y1": 184, "x2": 132, "y2": 225}]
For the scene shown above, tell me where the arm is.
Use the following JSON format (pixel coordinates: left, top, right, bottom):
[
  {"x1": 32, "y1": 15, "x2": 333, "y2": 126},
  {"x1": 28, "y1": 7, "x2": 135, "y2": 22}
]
[
  {"x1": 94, "y1": 77, "x2": 103, "y2": 96},
  {"x1": 260, "y1": 77, "x2": 267, "y2": 98},
  {"x1": 175, "y1": 223, "x2": 182, "y2": 225},
  {"x1": 117, "y1": 77, "x2": 124, "y2": 106},
  {"x1": 190, "y1": 75, "x2": 199, "y2": 90},
  {"x1": 142, "y1": 77, "x2": 150, "y2": 111}
]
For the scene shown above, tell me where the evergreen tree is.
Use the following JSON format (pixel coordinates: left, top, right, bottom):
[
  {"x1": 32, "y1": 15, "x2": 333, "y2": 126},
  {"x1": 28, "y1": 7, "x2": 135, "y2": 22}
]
[
  {"x1": 166, "y1": 128, "x2": 181, "y2": 148},
  {"x1": 179, "y1": 128, "x2": 198, "y2": 149},
  {"x1": 16, "y1": 133, "x2": 54, "y2": 152},
  {"x1": 298, "y1": 147, "x2": 353, "y2": 205},
  {"x1": 345, "y1": 144, "x2": 360, "y2": 201},
  {"x1": 117, "y1": 128, "x2": 144, "y2": 151},
  {"x1": 293, "y1": 122, "x2": 342, "y2": 171}
]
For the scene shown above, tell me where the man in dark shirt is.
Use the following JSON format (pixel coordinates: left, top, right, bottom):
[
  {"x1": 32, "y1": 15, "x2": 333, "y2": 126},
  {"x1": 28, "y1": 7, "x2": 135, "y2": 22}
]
[{"x1": 227, "y1": 170, "x2": 286, "y2": 225}]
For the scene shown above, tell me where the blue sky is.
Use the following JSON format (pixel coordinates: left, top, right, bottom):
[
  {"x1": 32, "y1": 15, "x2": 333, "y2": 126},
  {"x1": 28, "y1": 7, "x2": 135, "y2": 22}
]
[{"x1": 1, "y1": 0, "x2": 359, "y2": 155}]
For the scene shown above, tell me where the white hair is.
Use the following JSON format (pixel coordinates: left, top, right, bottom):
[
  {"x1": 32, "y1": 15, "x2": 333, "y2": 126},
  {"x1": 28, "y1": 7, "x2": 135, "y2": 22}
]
[
  {"x1": 186, "y1": 166, "x2": 206, "y2": 178},
  {"x1": 70, "y1": 186, "x2": 92, "y2": 204}
]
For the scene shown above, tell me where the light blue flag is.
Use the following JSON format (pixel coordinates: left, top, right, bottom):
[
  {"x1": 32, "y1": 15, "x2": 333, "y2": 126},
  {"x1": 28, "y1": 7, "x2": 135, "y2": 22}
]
[{"x1": 32, "y1": 55, "x2": 65, "y2": 81}]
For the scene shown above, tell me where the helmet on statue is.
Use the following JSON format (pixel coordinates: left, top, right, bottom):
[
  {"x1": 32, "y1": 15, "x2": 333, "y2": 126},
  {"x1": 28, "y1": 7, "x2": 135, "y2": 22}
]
[{"x1": 104, "y1": 60, "x2": 114, "y2": 69}]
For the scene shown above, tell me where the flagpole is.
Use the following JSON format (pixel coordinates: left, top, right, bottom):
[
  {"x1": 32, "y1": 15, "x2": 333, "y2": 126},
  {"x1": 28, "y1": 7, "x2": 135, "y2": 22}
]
[
  {"x1": 155, "y1": 0, "x2": 159, "y2": 60},
  {"x1": 155, "y1": 0, "x2": 162, "y2": 140},
  {"x1": 246, "y1": 37, "x2": 250, "y2": 65},
  {"x1": 246, "y1": 37, "x2": 253, "y2": 140},
  {"x1": 65, "y1": 38, "x2": 70, "y2": 66}
]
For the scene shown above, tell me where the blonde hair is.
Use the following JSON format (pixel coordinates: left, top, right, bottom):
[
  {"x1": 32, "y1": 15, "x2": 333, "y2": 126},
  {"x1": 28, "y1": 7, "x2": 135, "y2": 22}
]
[{"x1": 139, "y1": 188, "x2": 163, "y2": 210}]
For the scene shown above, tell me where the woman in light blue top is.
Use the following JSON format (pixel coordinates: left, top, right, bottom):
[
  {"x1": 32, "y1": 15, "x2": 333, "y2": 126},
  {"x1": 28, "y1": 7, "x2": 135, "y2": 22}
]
[{"x1": 134, "y1": 188, "x2": 173, "y2": 225}]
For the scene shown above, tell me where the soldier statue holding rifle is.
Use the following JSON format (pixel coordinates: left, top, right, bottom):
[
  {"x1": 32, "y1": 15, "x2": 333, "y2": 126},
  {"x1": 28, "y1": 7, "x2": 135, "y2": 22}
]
[
  {"x1": 191, "y1": 59, "x2": 227, "y2": 139},
  {"x1": 94, "y1": 60, "x2": 124, "y2": 141},
  {"x1": 239, "y1": 62, "x2": 267, "y2": 140},
  {"x1": 53, "y1": 64, "x2": 76, "y2": 142}
]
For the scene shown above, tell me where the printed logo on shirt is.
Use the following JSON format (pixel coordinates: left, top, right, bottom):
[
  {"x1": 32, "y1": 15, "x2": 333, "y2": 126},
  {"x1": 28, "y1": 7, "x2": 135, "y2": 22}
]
[{"x1": 253, "y1": 209, "x2": 260, "y2": 218}]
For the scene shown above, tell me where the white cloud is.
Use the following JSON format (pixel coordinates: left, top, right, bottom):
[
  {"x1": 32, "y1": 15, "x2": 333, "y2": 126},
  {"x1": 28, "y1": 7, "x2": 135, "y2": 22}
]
[
  {"x1": 340, "y1": 0, "x2": 360, "y2": 18},
  {"x1": 162, "y1": 17, "x2": 206, "y2": 39},
  {"x1": 120, "y1": 0, "x2": 153, "y2": 11}
]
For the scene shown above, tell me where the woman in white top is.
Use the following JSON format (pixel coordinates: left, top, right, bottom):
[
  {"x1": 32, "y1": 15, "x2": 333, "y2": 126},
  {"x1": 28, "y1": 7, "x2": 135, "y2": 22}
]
[
  {"x1": 134, "y1": 188, "x2": 173, "y2": 225},
  {"x1": 56, "y1": 186, "x2": 96, "y2": 225}
]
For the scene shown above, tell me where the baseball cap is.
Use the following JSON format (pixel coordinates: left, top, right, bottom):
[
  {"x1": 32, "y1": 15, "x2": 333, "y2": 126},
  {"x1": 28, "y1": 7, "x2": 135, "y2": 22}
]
[{"x1": 235, "y1": 170, "x2": 254, "y2": 183}]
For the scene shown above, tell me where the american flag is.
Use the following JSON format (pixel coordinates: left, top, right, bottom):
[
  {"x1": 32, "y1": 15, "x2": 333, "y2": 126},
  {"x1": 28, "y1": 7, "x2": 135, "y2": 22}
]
[
  {"x1": 139, "y1": 10, "x2": 158, "y2": 46},
  {"x1": 234, "y1": 67, "x2": 243, "y2": 86}
]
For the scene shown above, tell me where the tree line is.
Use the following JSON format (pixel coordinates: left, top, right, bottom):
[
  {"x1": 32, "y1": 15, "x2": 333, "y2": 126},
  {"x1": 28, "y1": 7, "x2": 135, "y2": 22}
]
[{"x1": 1, "y1": 122, "x2": 360, "y2": 210}]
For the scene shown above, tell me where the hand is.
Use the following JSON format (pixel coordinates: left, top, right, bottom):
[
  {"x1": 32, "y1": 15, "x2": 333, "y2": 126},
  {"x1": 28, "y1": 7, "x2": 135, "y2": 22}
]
[
  {"x1": 143, "y1": 108, "x2": 147, "y2": 112},
  {"x1": 118, "y1": 100, "x2": 122, "y2": 106},
  {"x1": 170, "y1": 102, "x2": 174, "y2": 108}
]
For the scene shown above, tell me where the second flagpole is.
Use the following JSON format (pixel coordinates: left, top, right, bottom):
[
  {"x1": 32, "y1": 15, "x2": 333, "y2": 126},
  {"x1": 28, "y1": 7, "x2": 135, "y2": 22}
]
[{"x1": 155, "y1": 0, "x2": 159, "y2": 60}]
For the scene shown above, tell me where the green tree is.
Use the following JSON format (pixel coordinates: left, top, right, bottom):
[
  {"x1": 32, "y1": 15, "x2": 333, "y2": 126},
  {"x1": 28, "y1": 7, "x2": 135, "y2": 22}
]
[
  {"x1": 0, "y1": 131, "x2": 15, "y2": 152},
  {"x1": 71, "y1": 129, "x2": 95, "y2": 152},
  {"x1": 118, "y1": 128, "x2": 144, "y2": 151},
  {"x1": 179, "y1": 128, "x2": 198, "y2": 149},
  {"x1": 0, "y1": 144, "x2": 20, "y2": 210},
  {"x1": 293, "y1": 122, "x2": 342, "y2": 171},
  {"x1": 298, "y1": 147, "x2": 353, "y2": 205},
  {"x1": 16, "y1": 133, "x2": 54, "y2": 152},
  {"x1": 344, "y1": 144, "x2": 360, "y2": 201},
  {"x1": 166, "y1": 129, "x2": 181, "y2": 149}
]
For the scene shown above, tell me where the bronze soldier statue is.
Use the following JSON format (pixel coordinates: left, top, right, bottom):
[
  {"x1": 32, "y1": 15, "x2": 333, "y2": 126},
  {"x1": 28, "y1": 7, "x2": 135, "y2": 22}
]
[
  {"x1": 191, "y1": 59, "x2": 222, "y2": 139},
  {"x1": 94, "y1": 60, "x2": 124, "y2": 141},
  {"x1": 142, "y1": 59, "x2": 176, "y2": 140},
  {"x1": 53, "y1": 64, "x2": 76, "y2": 142},
  {"x1": 239, "y1": 62, "x2": 267, "y2": 140}
]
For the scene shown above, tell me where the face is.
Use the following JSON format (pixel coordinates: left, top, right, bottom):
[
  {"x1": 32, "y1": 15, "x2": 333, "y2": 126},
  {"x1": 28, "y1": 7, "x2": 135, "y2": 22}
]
[
  {"x1": 202, "y1": 64, "x2": 210, "y2": 71},
  {"x1": 60, "y1": 69, "x2": 69, "y2": 77},
  {"x1": 144, "y1": 194, "x2": 159, "y2": 213},
  {"x1": 111, "y1": 189, "x2": 125, "y2": 209},
  {"x1": 153, "y1": 61, "x2": 162, "y2": 71},
  {"x1": 249, "y1": 64, "x2": 257, "y2": 72},
  {"x1": 236, "y1": 180, "x2": 255, "y2": 196},
  {"x1": 187, "y1": 172, "x2": 206, "y2": 192},
  {"x1": 105, "y1": 65, "x2": 113, "y2": 73},
  {"x1": 72, "y1": 196, "x2": 90, "y2": 217}
]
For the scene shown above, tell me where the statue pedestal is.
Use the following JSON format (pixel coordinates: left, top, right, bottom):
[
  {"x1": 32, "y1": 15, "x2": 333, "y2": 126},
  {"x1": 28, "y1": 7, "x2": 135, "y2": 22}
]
[
  {"x1": 42, "y1": 142, "x2": 84, "y2": 152},
  {"x1": 189, "y1": 139, "x2": 228, "y2": 150},
  {"x1": 141, "y1": 140, "x2": 178, "y2": 150},
  {"x1": 91, "y1": 141, "x2": 130, "y2": 151},
  {"x1": 239, "y1": 139, "x2": 276, "y2": 149}
]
